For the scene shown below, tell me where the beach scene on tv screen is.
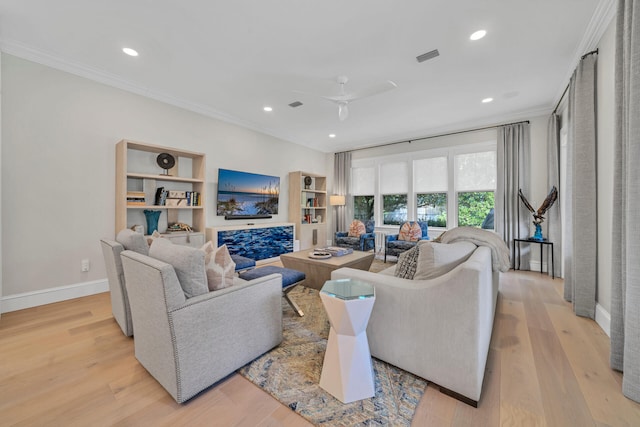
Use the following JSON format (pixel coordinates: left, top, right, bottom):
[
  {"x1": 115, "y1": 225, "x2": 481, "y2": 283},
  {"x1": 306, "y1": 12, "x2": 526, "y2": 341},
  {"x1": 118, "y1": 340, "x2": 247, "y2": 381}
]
[{"x1": 217, "y1": 169, "x2": 280, "y2": 216}]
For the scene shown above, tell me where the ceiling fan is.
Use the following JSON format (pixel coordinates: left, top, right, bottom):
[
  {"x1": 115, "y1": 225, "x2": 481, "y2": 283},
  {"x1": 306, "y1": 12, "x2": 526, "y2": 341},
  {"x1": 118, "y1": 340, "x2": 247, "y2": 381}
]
[{"x1": 296, "y1": 75, "x2": 397, "y2": 121}]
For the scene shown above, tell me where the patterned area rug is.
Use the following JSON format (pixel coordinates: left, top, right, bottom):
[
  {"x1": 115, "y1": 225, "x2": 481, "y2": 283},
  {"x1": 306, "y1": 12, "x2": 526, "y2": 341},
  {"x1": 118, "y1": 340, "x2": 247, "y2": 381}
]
[{"x1": 238, "y1": 286, "x2": 427, "y2": 426}]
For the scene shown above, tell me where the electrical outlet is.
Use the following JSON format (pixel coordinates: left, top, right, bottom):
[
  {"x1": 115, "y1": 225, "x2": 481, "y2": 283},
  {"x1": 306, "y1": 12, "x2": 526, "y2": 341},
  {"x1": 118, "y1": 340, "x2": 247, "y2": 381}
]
[{"x1": 81, "y1": 259, "x2": 90, "y2": 272}]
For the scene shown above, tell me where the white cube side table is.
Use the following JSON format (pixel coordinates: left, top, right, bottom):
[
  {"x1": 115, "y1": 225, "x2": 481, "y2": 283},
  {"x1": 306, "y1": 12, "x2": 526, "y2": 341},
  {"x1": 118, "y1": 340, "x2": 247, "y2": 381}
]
[{"x1": 319, "y1": 278, "x2": 375, "y2": 403}]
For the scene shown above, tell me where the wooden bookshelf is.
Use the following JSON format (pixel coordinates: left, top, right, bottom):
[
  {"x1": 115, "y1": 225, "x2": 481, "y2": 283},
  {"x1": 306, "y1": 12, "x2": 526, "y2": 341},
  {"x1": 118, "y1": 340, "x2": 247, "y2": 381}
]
[{"x1": 115, "y1": 139, "x2": 206, "y2": 236}]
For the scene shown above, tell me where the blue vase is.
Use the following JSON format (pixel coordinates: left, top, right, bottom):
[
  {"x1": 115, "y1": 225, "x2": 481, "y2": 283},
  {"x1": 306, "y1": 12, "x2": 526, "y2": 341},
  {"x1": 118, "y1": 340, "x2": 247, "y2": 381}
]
[
  {"x1": 144, "y1": 210, "x2": 162, "y2": 235},
  {"x1": 532, "y1": 223, "x2": 543, "y2": 241}
]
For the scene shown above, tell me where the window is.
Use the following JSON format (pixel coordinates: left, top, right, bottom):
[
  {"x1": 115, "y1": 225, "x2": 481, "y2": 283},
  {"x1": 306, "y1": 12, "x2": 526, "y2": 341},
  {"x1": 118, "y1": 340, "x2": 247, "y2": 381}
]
[
  {"x1": 381, "y1": 162, "x2": 408, "y2": 225},
  {"x1": 352, "y1": 167, "x2": 375, "y2": 221},
  {"x1": 383, "y1": 194, "x2": 407, "y2": 225},
  {"x1": 354, "y1": 195, "x2": 374, "y2": 221},
  {"x1": 454, "y1": 151, "x2": 496, "y2": 229},
  {"x1": 416, "y1": 193, "x2": 447, "y2": 227},
  {"x1": 414, "y1": 157, "x2": 448, "y2": 227},
  {"x1": 350, "y1": 141, "x2": 496, "y2": 230}
]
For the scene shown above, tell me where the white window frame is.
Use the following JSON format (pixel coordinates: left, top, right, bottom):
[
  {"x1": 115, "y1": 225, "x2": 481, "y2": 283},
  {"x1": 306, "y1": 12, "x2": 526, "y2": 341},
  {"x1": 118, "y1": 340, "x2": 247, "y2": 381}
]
[{"x1": 350, "y1": 141, "x2": 496, "y2": 231}]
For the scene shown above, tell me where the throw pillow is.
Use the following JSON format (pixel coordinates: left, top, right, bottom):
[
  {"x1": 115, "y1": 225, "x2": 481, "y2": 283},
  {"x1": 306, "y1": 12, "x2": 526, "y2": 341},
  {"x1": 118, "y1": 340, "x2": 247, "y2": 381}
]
[
  {"x1": 149, "y1": 237, "x2": 208, "y2": 298},
  {"x1": 413, "y1": 241, "x2": 477, "y2": 280},
  {"x1": 116, "y1": 229, "x2": 149, "y2": 256},
  {"x1": 398, "y1": 222, "x2": 422, "y2": 241},
  {"x1": 200, "y1": 242, "x2": 236, "y2": 291},
  {"x1": 348, "y1": 220, "x2": 366, "y2": 237},
  {"x1": 394, "y1": 245, "x2": 420, "y2": 279},
  {"x1": 146, "y1": 230, "x2": 163, "y2": 246}
]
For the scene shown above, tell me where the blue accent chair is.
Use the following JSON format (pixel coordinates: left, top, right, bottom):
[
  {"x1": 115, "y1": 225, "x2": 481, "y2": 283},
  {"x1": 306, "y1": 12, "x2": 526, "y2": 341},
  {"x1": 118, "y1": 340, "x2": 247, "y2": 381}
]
[
  {"x1": 385, "y1": 221, "x2": 429, "y2": 262},
  {"x1": 335, "y1": 219, "x2": 375, "y2": 251}
]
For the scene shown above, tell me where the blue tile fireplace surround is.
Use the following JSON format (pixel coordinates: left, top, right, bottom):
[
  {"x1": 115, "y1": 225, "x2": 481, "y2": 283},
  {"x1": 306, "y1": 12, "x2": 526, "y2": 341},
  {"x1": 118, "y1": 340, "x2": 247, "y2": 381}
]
[{"x1": 206, "y1": 222, "x2": 295, "y2": 262}]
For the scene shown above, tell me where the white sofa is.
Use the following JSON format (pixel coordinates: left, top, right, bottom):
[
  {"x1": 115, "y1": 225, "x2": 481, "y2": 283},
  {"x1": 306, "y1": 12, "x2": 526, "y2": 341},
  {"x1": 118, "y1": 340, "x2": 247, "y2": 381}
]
[{"x1": 331, "y1": 245, "x2": 499, "y2": 406}]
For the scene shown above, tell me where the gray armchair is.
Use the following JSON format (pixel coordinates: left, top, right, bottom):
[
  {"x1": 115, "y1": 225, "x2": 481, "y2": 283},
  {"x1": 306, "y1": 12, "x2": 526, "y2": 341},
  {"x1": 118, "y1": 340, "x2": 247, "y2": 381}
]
[
  {"x1": 100, "y1": 239, "x2": 133, "y2": 336},
  {"x1": 385, "y1": 221, "x2": 429, "y2": 262},
  {"x1": 335, "y1": 219, "x2": 375, "y2": 251},
  {"x1": 120, "y1": 250, "x2": 283, "y2": 403}
]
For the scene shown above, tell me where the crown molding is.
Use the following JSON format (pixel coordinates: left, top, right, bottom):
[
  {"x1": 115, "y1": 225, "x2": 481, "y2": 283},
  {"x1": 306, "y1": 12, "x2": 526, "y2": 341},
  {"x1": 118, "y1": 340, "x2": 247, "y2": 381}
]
[
  {"x1": 552, "y1": 0, "x2": 617, "y2": 106},
  {"x1": 322, "y1": 105, "x2": 554, "y2": 154}
]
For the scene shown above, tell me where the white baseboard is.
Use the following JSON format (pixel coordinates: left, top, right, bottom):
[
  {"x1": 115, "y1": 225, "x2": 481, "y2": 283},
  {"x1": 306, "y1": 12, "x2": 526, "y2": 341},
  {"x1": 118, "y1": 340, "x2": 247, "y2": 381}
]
[
  {"x1": 595, "y1": 303, "x2": 611, "y2": 337},
  {"x1": 1, "y1": 279, "x2": 109, "y2": 314}
]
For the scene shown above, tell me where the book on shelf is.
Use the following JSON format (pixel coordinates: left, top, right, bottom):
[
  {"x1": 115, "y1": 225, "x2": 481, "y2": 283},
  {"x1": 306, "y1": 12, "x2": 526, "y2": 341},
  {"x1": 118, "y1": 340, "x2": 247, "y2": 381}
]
[
  {"x1": 318, "y1": 246, "x2": 353, "y2": 257},
  {"x1": 126, "y1": 191, "x2": 146, "y2": 206},
  {"x1": 153, "y1": 188, "x2": 200, "y2": 207}
]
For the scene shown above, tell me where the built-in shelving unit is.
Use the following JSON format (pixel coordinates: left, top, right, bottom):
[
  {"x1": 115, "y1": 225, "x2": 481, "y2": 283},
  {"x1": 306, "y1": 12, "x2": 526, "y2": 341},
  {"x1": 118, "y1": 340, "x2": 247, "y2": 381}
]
[
  {"x1": 288, "y1": 171, "x2": 327, "y2": 249},
  {"x1": 115, "y1": 140, "x2": 206, "y2": 242}
]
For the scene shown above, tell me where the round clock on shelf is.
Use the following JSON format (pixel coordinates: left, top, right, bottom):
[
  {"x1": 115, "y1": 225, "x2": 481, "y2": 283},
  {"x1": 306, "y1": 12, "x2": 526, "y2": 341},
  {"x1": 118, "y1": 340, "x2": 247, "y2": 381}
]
[{"x1": 304, "y1": 176, "x2": 312, "y2": 189}]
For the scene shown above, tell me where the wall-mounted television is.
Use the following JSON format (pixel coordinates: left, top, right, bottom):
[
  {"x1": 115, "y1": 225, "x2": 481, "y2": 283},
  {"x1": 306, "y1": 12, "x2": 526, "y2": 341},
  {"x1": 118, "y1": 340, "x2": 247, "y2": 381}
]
[{"x1": 216, "y1": 168, "x2": 280, "y2": 218}]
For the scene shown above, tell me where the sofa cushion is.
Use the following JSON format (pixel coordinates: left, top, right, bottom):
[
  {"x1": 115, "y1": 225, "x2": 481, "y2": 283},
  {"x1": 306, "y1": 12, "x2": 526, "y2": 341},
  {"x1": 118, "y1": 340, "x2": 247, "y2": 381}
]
[
  {"x1": 348, "y1": 220, "x2": 366, "y2": 237},
  {"x1": 394, "y1": 245, "x2": 420, "y2": 279},
  {"x1": 116, "y1": 229, "x2": 149, "y2": 256},
  {"x1": 398, "y1": 221, "x2": 422, "y2": 241},
  {"x1": 413, "y1": 241, "x2": 477, "y2": 280},
  {"x1": 201, "y1": 242, "x2": 236, "y2": 291},
  {"x1": 149, "y1": 238, "x2": 208, "y2": 298}
]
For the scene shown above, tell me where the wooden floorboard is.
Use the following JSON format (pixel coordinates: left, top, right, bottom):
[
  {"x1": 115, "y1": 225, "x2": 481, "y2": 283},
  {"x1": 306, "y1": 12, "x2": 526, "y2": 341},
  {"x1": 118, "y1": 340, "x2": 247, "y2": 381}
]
[{"x1": 1, "y1": 270, "x2": 640, "y2": 426}]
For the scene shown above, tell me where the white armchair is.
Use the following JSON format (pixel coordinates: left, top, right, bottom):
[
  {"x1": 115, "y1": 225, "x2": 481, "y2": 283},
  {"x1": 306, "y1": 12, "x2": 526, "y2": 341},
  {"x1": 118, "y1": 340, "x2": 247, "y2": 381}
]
[{"x1": 120, "y1": 250, "x2": 283, "y2": 403}]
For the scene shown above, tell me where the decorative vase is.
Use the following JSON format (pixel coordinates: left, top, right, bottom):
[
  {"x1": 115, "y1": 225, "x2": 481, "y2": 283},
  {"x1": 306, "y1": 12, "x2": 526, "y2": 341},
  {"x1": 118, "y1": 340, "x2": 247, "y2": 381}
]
[
  {"x1": 144, "y1": 210, "x2": 162, "y2": 235},
  {"x1": 532, "y1": 223, "x2": 543, "y2": 241}
]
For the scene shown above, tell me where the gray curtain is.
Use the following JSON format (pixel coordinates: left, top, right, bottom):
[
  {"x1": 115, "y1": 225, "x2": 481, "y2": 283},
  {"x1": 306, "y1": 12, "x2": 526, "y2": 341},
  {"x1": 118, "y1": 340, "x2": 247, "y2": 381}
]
[
  {"x1": 496, "y1": 122, "x2": 530, "y2": 269},
  {"x1": 333, "y1": 151, "x2": 351, "y2": 233},
  {"x1": 547, "y1": 113, "x2": 562, "y2": 278},
  {"x1": 611, "y1": 0, "x2": 640, "y2": 403},
  {"x1": 564, "y1": 52, "x2": 598, "y2": 318}
]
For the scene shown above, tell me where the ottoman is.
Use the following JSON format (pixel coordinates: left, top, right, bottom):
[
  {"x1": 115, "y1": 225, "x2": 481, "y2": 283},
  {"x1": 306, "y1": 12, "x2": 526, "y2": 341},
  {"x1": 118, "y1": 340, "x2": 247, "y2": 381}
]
[
  {"x1": 231, "y1": 254, "x2": 256, "y2": 273},
  {"x1": 240, "y1": 266, "x2": 306, "y2": 316}
]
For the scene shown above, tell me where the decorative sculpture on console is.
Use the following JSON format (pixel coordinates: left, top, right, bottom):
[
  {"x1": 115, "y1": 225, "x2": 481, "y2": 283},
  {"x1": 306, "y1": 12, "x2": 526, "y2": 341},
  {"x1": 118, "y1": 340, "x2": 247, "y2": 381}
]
[{"x1": 518, "y1": 186, "x2": 558, "y2": 241}]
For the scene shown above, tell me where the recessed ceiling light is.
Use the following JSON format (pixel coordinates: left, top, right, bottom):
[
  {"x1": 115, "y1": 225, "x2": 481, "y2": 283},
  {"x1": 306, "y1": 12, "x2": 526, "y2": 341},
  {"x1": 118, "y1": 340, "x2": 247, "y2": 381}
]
[
  {"x1": 122, "y1": 47, "x2": 139, "y2": 57},
  {"x1": 470, "y1": 30, "x2": 487, "y2": 41},
  {"x1": 263, "y1": 106, "x2": 273, "y2": 112},
  {"x1": 482, "y1": 97, "x2": 494, "y2": 103},
  {"x1": 329, "y1": 134, "x2": 336, "y2": 138}
]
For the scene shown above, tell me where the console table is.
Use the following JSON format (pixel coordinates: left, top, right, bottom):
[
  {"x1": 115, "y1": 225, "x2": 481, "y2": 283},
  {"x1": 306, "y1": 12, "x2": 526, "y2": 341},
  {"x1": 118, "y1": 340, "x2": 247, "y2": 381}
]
[
  {"x1": 206, "y1": 223, "x2": 295, "y2": 263},
  {"x1": 513, "y1": 238, "x2": 554, "y2": 279}
]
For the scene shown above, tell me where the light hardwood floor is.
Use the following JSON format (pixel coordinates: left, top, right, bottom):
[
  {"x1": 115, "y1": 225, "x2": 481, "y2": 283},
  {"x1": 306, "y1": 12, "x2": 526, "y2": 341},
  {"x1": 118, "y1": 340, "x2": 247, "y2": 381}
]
[{"x1": 1, "y1": 270, "x2": 640, "y2": 426}]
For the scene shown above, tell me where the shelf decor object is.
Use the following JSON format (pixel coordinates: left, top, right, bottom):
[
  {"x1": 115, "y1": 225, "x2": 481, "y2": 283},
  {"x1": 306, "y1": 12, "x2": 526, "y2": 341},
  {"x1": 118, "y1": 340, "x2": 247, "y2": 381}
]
[
  {"x1": 144, "y1": 210, "x2": 162, "y2": 234},
  {"x1": 156, "y1": 153, "x2": 176, "y2": 176}
]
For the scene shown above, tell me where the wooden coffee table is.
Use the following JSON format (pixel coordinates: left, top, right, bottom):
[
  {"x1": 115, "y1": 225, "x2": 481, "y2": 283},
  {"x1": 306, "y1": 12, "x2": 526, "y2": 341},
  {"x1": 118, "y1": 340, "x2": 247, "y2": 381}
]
[{"x1": 279, "y1": 250, "x2": 375, "y2": 290}]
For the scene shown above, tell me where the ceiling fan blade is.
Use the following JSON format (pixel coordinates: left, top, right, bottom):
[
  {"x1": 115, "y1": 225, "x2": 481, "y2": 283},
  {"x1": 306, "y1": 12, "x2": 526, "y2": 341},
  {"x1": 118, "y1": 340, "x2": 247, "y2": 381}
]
[
  {"x1": 338, "y1": 102, "x2": 349, "y2": 121},
  {"x1": 349, "y1": 80, "x2": 397, "y2": 102}
]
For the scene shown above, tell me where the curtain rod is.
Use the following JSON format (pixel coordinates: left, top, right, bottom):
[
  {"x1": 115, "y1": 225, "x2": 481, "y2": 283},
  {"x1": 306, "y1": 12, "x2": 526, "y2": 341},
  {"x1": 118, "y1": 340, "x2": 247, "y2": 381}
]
[
  {"x1": 552, "y1": 48, "x2": 599, "y2": 114},
  {"x1": 338, "y1": 119, "x2": 530, "y2": 154}
]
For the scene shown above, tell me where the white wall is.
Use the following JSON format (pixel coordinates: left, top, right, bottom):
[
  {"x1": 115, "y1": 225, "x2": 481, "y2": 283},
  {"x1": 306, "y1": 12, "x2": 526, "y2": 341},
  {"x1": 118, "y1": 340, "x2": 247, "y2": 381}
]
[{"x1": 1, "y1": 54, "x2": 329, "y2": 305}]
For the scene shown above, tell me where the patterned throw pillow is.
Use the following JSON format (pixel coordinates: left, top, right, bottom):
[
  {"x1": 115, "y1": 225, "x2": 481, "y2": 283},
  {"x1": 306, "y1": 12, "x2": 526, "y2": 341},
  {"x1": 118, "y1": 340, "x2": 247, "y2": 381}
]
[
  {"x1": 398, "y1": 222, "x2": 422, "y2": 241},
  {"x1": 394, "y1": 245, "x2": 420, "y2": 279},
  {"x1": 201, "y1": 242, "x2": 236, "y2": 291},
  {"x1": 348, "y1": 220, "x2": 366, "y2": 237}
]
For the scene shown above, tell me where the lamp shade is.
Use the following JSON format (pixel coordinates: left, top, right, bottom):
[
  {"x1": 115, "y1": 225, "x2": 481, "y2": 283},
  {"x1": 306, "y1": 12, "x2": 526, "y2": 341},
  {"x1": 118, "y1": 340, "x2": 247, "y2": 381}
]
[{"x1": 330, "y1": 195, "x2": 346, "y2": 206}]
